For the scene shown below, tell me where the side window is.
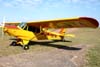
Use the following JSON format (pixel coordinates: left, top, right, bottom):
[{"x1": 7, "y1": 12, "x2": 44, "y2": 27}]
[{"x1": 28, "y1": 26, "x2": 40, "y2": 33}]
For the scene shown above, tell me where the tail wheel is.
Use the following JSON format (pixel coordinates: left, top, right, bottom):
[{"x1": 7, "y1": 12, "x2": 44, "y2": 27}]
[{"x1": 23, "y1": 45, "x2": 29, "y2": 50}]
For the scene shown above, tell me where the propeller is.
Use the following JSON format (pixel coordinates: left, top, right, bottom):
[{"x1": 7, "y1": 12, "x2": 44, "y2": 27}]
[{"x1": 1, "y1": 17, "x2": 5, "y2": 39}]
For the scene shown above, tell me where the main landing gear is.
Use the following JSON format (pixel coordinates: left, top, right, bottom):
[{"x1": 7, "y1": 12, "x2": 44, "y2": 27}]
[
  {"x1": 10, "y1": 41, "x2": 17, "y2": 46},
  {"x1": 23, "y1": 45, "x2": 29, "y2": 50},
  {"x1": 10, "y1": 40, "x2": 30, "y2": 50}
]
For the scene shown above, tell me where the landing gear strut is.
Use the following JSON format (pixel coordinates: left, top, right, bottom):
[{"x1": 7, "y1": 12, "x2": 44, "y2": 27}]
[{"x1": 10, "y1": 39, "x2": 30, "y2": 50}]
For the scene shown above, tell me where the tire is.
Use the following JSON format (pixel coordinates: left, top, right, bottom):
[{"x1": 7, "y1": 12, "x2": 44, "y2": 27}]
[
  {"x1": 23, "y1": 45, "x2": 29, "y2": 50},
  {"x1": 10, "y1": 41, "x2": 16, "y2": 46}
]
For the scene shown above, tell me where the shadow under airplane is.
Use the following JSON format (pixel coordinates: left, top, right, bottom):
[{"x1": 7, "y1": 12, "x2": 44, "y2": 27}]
[
  {"x1": 10, "y1": 39, "x2": 82, "y2": 50},
  {"x1": 28, "y1": 40, "x2": 82, "y2": 50}
]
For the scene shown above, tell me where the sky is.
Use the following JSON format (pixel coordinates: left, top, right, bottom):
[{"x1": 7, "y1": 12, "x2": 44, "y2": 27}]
[{"x1": 0, "y1": 0, "x2": 100, "y2": 25}]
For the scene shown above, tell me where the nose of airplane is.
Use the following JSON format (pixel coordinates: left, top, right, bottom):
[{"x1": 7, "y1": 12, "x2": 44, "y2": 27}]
[
  {"x1": 3, "y1": 25, "x2": 18, "y2": 33},
  {"x1": 2, "y1": 25, "x2": 22, "y2": 37},
  {"x1": 3, "y1": 26, "x2": 8, "y2": 34}
]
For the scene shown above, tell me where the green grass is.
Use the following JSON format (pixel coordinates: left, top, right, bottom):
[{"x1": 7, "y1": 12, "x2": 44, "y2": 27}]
[
  {"x1": 0, "y1": 27, "x2": 100, "y2": 67},
  {"x1": 85, "y1": 28, "x2": 100, "y2": 67},
  {"x1": 66, "y1": 28, "x2": 100, "y2": 67},
  {"x1": 73, "y1": 28, "x2": 100, "y2": 67},
  {"x1": 87, "y1": 45, "x2": 100, "y2": 67}
]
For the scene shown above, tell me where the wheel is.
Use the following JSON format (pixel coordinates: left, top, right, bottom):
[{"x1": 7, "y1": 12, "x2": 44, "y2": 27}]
[
  {"x1": 10, "y1": 41, "x2": 17, "y2": 46},
  {"x1": 23, "y1": 45, "x2": 29, "y2": 50}
]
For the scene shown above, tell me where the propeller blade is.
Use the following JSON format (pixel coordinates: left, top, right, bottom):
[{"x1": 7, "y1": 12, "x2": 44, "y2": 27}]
[{"x1": 1, "y1": 17, "x2": 5, "y2": 38}]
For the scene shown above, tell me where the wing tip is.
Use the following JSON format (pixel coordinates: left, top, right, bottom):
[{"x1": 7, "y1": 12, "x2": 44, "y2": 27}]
[{"x1": 79, "y1": 17, "x2": 99, "y2": 28}]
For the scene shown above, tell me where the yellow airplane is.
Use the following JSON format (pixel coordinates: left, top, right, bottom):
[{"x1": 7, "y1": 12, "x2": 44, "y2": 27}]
[{"x1": 2, "y1": 17, "x2": 99, "y2": 50}]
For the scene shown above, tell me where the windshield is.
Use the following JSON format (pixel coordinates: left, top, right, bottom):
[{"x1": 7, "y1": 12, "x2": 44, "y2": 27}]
[{"x1": 18, "y1": 22, "x2": 28, "y2": 30}]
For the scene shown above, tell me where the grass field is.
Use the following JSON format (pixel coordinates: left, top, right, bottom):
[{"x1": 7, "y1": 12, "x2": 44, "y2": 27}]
[
  {"x1": 68, "y1": 28, "x2": 100, "y2": 67},
  {"x1": 85, "y1": 28, "x2": 100, "y2": 67},
  {"x1": 72, "y1": 28, "x2": 100, "y2": 67},
  {"x1": 0, "y1": 28, "x2": 100, "y2": 67}
]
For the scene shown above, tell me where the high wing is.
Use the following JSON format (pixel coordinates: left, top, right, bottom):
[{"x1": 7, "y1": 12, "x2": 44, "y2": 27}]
[{"x1": 27, "y1": 17, "x2": 99, "y2": 28}]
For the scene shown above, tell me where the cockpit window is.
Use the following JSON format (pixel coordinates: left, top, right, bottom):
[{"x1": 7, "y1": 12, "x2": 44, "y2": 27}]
[
  {"x1": 18, "y1": 22, "x2": 26, "y2": 28},
  {"x1": 18, "y1": 22, "x2": 28, "y2": 30},
  {"x1": 18, "y1": 22, "x2": 40, "y2": 33}
]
